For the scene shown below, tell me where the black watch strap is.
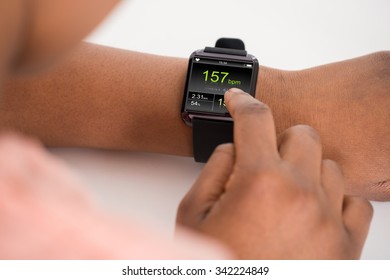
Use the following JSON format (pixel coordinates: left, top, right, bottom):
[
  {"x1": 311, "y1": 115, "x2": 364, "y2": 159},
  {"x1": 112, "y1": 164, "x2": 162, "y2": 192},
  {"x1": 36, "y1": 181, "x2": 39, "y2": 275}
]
[
  {"x1": 193, "y1": 118, "x2": 234, "y2": 162},
  {"x1": 192, "y1": 38, "x2": 245, "y2": 163}
]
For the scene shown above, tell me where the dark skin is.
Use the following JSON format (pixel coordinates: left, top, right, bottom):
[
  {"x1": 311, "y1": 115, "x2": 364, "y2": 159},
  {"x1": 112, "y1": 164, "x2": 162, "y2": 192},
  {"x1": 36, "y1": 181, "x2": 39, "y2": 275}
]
[
  {"x1": 0, "y1": 0, "x2": 385, "y2": 259},
  {"x1": 275, "y1": 52, "x2": 390, "y2": 200},
  {"x1": 177, "y1": 89, "x2": 372, "y2": 259},
  {"x1": 3, "y1": 44, "x2": 389, "y2": 200}
]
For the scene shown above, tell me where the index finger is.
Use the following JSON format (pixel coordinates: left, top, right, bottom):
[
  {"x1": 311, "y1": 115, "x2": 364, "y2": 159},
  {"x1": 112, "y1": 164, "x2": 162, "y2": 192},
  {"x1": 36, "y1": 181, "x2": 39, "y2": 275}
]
[{"x1": 224, "y1": 88, "x2": 279, "y2": 167}]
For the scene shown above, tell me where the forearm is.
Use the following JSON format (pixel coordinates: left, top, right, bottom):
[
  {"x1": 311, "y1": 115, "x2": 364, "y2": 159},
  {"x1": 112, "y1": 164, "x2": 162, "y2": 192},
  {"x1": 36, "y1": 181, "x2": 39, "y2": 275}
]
[
  {"x1": 279, "y1": 53, "x2": 390, "y2": 199},
  {"x1": 2, "y1": 43, "x2": 191, "y2": 155}
]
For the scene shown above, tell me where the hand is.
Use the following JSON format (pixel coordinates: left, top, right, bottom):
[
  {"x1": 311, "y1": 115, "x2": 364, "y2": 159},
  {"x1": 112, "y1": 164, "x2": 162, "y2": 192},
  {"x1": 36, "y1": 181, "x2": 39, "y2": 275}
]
[
  {"x1": 176, "y1": 88, "x2": 373, "y2": 259},
  {"x1": 268, "y1": 52, "x2": 390, "y2": 200}
]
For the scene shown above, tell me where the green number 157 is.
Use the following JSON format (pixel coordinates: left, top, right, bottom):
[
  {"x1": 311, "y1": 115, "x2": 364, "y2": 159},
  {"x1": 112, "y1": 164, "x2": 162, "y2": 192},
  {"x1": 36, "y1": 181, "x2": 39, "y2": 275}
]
[{"x1": 203, "y1": 70, "x2": 229, "y2": 83}]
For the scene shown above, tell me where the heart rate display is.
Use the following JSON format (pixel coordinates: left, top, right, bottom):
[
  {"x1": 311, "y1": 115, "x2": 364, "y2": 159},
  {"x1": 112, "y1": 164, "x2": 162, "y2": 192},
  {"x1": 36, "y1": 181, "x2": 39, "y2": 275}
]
[{"x1": 185, "y1": 57, "x2": 253, "y2": 115}]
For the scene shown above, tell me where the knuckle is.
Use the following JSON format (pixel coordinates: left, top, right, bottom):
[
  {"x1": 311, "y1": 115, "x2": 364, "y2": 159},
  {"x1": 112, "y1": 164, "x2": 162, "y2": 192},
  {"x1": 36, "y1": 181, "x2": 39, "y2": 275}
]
[
  {"x1": 322, "y1": 159, "x2": 343, "y2": 174},
  {"x1": 235, "y1": 100, "x2": 271, "y2": 117},
  {"x1": 213, "y1": 143, "x2": 234, "y2": 155},
  {"x1": 246, "y1": 167, "x2": 300, "y2": 197},
  {"x1": 177, "y1": 197, "x2": 189, "y2": 213},
  {"x1": 296, "y1": 125, "x2": 321, "y2": 142},
  {"x1": 284, "y1": 124, "x2": 321, "y2": 145},
  {"x1": 237, "y1": 167, "x2": 279, "y2": 195},
  {"x1": 358, "y1": 198, "x2": 374, "y2": 220},
  {"x1": 177, "y1": 194, "x2": 192, "y2": 216},
  {"x1": 241, "y1": 166, "x2": 328, "y2": 217},
  {"x1": 249, "y1": 166, "x2": 280, "y2": 185},
  {"x1": 346, "y1": 196, "x2": 374, "y2": 222},
  {"x1": 322, "y1": 158, "x2": 338, "y2": 167},
  {"x1": 176, "y1": 193, "x2": 196, "y2": 226},
  {"x1": 293, "y1": 186, "x2": 320, "y2": 207},
  {"x1": 176, "y1": 203, "x2": 188, "y2": 223},
  {"x1": 366, "y1": 201, "x2": 374, "y2": 219}
]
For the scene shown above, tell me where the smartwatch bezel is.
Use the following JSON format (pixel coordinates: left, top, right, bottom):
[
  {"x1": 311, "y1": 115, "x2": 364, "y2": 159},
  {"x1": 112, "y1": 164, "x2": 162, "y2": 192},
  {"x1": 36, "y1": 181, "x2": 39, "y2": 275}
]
[{"x1": 181, "y1": 49, "x2": 259, "y2": 126}]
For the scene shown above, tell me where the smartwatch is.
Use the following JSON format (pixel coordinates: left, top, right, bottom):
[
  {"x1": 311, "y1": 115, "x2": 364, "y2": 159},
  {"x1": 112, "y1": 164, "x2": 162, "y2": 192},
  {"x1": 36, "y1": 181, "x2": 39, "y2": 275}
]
[{"x1": 181, "y1": 38, "x2": 259, "y2": 162}]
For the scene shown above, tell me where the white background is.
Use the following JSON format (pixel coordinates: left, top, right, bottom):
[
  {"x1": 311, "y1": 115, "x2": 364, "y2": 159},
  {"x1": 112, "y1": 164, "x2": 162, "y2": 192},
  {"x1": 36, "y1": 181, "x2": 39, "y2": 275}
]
[{"x1": 51, "y1": 0, "x2": 390, "y2": 259}]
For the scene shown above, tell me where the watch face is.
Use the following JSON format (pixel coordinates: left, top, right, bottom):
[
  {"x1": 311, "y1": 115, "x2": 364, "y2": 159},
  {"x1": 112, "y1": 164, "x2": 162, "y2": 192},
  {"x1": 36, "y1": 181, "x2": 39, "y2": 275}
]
[{"x1": 183, "y1": 55, "x2": 256, "y2": 118}]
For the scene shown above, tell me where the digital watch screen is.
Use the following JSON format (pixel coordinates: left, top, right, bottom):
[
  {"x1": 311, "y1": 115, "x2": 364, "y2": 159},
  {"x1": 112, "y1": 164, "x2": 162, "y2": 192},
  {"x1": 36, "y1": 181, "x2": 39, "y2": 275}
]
[
  {"x1": 185, "y1": 57, "x2": 254, "y2": 115},
  {"x1": 181, "y1": 38, "x2": 258, "y2": 162},
  {"x1": 182, "y1": 50, "x2": 258, "y2": 125}
]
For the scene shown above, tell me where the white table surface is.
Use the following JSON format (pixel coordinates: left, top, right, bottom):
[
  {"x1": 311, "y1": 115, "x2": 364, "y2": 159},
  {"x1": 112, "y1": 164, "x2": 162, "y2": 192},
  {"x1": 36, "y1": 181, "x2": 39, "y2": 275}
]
[{"x1": 51, "y1": 0, "x2": 390, "y2": 259}]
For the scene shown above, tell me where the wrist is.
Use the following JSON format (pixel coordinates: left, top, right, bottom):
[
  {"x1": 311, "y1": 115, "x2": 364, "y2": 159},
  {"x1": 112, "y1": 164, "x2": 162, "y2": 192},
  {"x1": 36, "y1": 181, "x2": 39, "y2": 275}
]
[
  {"x1": 255, "y1": 65, "x2": 340, "y2": 159},
  {"x1": 256, "y1": 55, "x2": 390, "y2": 201},
  {"x1": 255, "y1": 66, "x2": 304, "y2": 135}
]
